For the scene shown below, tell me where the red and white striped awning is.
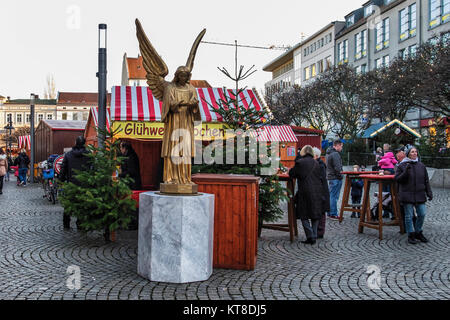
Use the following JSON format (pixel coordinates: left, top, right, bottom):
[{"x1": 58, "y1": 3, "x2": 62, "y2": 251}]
[
  {"x1": 110, "y1": 86, "x2": 265, "y2": 123},
  {"x1": 18, "y1": 135, "x2": 31, "y2": 150},
  {"x1": 90, "y1": 107, "x2": 111, "y2": 130},
  {"x1": 251, "y1": 126, "x2": 298, "y2": 142}
]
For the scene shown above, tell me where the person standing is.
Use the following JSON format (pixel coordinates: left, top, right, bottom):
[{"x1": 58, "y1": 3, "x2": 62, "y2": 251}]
[
  {"x1": 395, "y1": 146, "x2": 433, "y2": 244},
  {"x1": 326, "y1": 140, "x2": 344, "y2": 220},
  {"x1": 0, "y1": 148, "x2": 8, "y2": 194},
  {"x1": 313, "y1": 147, "x2": 330, "y2": 239},
  {"x1": 289, "y1": 145, "x2": 329, "y2": 245},
  {"x1": 14, "y1": 149, "x2": 30, "y2": 186},
  {"x1": 59, "y1": 136, "x2": 91, "y2": 229},
  {"x1": 119, "y1": 141, "x2": 142, "y2": 190}
]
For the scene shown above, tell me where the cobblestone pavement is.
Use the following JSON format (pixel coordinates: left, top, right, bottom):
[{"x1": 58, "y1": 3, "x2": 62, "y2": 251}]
[{"x1": 0, "y1": 179, "x2": 449, "y2": 300}]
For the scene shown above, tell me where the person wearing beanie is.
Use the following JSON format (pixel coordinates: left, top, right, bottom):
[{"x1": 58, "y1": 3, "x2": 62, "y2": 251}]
[
  {"x1": 395, "y1": 146, "x2": 433, "y2": 245},
  {"x1": 289, "y1": 145, "x2": 329, "y2": 245}
]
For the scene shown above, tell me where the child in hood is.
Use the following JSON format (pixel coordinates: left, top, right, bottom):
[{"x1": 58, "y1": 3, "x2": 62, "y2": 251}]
[{"x1": 378, "y1": 152, "x2": 397, "y2": 175}]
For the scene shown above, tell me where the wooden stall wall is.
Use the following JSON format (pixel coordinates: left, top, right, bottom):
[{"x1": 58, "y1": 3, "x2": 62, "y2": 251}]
[
  {"x1": 192, "y1": 174, "x2": 260, "y2": 271},
  {"x1": 35, "y1": 123, "x2": 52, "y2": 162},
  {"x1": 53, "y1": 130, "x2": 84, "y2": 156},
  {"x1": 123, "y1": 139, "x2": 162, "y2": 190}
]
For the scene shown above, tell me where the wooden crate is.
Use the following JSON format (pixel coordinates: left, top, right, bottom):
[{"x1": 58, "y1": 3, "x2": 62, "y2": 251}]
[{"x1": 192, "y1": 174, "x2": 260, "y2": 271}]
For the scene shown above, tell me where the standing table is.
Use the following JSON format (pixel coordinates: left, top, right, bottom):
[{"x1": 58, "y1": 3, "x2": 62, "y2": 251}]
[
  {"x1": 358, "y1": 174, "x2": 405, "y2": 240},
  {"x1": 339, "y1": 171, "x2": 379, "y2": 223},
  {"x1": 259, "y1": 173, "x2": 298, "y2": 242}
]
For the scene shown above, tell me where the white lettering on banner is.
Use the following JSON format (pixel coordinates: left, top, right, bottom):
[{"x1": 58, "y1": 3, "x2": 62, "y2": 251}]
[
  {"x1": 66, "y1": 265, "x2": 81, "y2": 290},
  {"x1": 66, "y1": 5, "x2": 81, "y2": 30}
]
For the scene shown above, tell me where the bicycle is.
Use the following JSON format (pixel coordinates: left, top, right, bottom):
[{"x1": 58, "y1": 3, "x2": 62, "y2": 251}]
[{"x1": 42, "y1": 167, "x2": 58, "y2": 205}]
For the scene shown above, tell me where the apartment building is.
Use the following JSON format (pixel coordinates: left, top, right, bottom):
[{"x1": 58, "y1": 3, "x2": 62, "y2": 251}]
[
  {"x1": 56, "y1": 92, "x2": 111, "y2": 121},
  {"x1": 335, "y1": 0, "x2": 449, "y2": 130},
  {"x1": 0, "y1": 96, "x2": 57, "y2": 128}
]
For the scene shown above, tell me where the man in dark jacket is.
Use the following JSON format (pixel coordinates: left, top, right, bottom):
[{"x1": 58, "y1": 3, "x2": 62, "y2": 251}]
[
  {"x1": 119, "y1": 141, "x2": 142, "y2": 190},
  {"x1": 289, "y1": 145, "x2": 329, "y2": 245},
  {"x1": 395, "y1": 146, "x2": 432, "y2": 245},
  {"x1": 313, "y1": 147, "x2": 330, "y2": 239},
  {"x1": 326, "y1": 140, "x2": 343, "y2": 219},
  {"x1": 14, "y1": 149, "x2": 30, "y2": 186},
  {"x1": 59, "y1": 136, "x2": 90, "y2": 229}
]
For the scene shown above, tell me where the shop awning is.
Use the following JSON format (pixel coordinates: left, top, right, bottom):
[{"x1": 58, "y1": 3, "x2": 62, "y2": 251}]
[
  {"x1": 110, "y1": 86, "x2": 265, "y2": 123},
  {"x1": 90, "y1": 107, "x2": 111, "y2": 130},
  {"x1": 250, "y1": 125, "x2": 298, "y2": 142},
  {"x1": 18, "y1": 135, "x2": 31, "y2": 150}
]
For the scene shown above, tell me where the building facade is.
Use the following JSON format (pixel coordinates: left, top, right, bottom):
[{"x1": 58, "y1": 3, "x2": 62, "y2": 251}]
[
  {"x1": 56, "y1": 92, "x2": 111, "y2": 121},
  {"x1": 121, "y1": 53, "x2": 147, "y2": 86},
  {"x1": 0, "y1": 96, "x2": 57, "y2": 128},
  {"x1": 335, "y1": 0, "x2": 450, "y2": 130}
]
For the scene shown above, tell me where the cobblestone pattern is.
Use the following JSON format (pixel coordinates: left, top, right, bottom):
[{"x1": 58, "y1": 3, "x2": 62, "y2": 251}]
[{"x1": 0, "y1": 179, "x2": 449, "y2": 300}]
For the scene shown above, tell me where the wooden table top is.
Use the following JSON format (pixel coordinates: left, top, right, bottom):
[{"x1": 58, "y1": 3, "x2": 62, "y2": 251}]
[
  {"x1": 359, "y1": 174, "x2": 395, "y2": 180},
  {"x1": 341, "y1": 171, "x2": 380, "y2": 175}
]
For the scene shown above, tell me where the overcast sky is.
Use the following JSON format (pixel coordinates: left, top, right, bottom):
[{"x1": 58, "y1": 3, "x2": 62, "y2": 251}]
[{"x1": 0, "y1": 0, "x2": 364, "y2": 99}]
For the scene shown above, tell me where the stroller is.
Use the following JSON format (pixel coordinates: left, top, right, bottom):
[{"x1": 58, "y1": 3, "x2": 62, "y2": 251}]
[{"x1": 370, "y1": 192, "x2": 393, "y2": 221}]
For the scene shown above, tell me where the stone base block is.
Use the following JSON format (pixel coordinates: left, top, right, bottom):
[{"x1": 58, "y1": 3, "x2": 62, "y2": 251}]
[
  {"x1": 137, "y1": 191, "x2": 214, "y2": 283},
  {"x1": 160, "y1": 183, "x2": 198, "y2": 195}
]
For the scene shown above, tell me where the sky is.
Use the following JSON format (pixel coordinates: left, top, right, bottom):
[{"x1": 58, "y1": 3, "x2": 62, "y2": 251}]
[{"x1": 0, "y1": 0, "x2": 364, "y2": 99}]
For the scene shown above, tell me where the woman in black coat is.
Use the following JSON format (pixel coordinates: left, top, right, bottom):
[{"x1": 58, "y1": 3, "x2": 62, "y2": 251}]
[
  {"x1": 289, "y1": 145, "x2": 330, "y2": 245},
  {"x1": 395, "y1": 146, "x2": 432, "y2": 245}
]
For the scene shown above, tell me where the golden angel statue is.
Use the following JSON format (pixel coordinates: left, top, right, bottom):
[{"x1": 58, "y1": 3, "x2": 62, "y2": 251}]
[{"x1": 135, "y1": 19, "x2": 205, "y2": 194}]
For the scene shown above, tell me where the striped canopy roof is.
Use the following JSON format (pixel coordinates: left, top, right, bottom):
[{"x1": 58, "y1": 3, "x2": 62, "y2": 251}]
[
  {"x1": 18, "y1": 135, "x2": 31, "y2": 150},
  {"x1": 90, "y1": 107, "x2": 111, "y2": 130},
  {"x1": 251, "y1": 125, "x2": 298, "y2": 142},
  {"x1": 110, "y1": 86, "x2": 265, "y2": 123}
]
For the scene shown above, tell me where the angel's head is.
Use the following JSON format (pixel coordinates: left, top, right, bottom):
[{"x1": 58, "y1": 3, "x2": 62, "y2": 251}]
[{"x1": 174, "y1": 66, "x2": 192, "y2": 85}]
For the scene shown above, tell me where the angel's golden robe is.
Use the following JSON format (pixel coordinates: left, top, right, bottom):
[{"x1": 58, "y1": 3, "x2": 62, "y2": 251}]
[{"x1": 161, "y1": 82, "x2": 201, "y2": 184}]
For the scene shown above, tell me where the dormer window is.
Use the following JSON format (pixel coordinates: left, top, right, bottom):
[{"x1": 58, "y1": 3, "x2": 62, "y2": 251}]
[
  {"x1": 347, "y1": 15, "x2": 355, "y2": 27},
  {"x1": 364, "y1": 5, "x2": 374, "y2": 17}
]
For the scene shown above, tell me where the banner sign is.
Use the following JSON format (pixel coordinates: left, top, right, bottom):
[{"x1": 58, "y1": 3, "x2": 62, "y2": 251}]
[{"x1": 112, "y1": 121, "x2": 231, "y2": 141}]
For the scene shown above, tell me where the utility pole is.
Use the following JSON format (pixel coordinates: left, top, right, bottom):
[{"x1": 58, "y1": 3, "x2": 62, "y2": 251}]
[
  {"x1": 30, "y1": 93, "x2": 35, "y2": 183},
  {"x1": 97, "y1": 24, "x2": 107, "y2": 149}
]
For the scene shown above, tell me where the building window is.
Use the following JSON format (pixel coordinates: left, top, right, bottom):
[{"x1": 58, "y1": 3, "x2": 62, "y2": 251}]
[
  {"x1": 304, "y1": 66, "x2": 311, "y2": 80},
  {"x1": 383, "y1": 55, "x2": 390, "y2": 67},
  {"x1": 83, "y1": 112, "x2": 89, "y2": 121},
  {"x1": 376, "y1": 18, "x2": 390, "y2": 51},
  {"x1": 400, "y1": 3, "x2": 417, "y2": 41},
  {"x1": 430, "y1": 0, "x2": 450, "y2": 28},
  {"x1": 16, "y1": 114, "x2": 22, "y2": 123},
  {"x1": 355, "y1": 30, "x2": 367, "y2": 60},
  {"x1": 318, "y1": 60, "x2": 324, "y2": 74},
  {"x1": 364, "y1": 5, "x2": 374, "y2": 17},
  {"x1": 7, "y1": 114, "x2": 12, "y2": 123},
  {"x1": 47, "y1": 114, "x2": 52, "y2": 120},
  {"x1": 26, "y1": 114, "x2": 30, "y2": 123},
  {"x1": 62, "y1": 113, "x2": 67, "y2": 120},
  {"x1": 375, "y1": 58, "x2": 383, "y2": 69},
  {"x1": 38, "y1": 114, "x2": 44, "y2": 122},
  {"x1": 73, "y1": 112, "x2": 78, "y2": 121},
  {"x1": 356, "y1": 64, "x2": 367, "y2": 74},
  {"x1": 325, "y1": 56, "x2": 333, "y2": 70},
  {"x1": 384, "y1": 0, "x2": 394, "y2": 5},
  {"x1": 338, "y1": 40, "x2": 348, "y2": 64},
  {"x1": 311, "y1": 64, "x2": 317, "y2": 77},
  {"x1": 347, "y1": 15, "x2": 355, "y2": 27}
]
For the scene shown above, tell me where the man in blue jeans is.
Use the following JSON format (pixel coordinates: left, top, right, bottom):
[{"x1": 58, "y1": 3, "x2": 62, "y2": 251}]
[{"x1": 326, "y1": 140, "x2": 343, "y2": 220}]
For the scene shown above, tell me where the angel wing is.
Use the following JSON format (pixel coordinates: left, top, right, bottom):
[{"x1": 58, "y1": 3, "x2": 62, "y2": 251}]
[
  {"x1": 186, "y1": 29, "x2": 206, "y2": 72},
  {"x1": 135, "y1": 19, "x2": 169, "y2": 101}
]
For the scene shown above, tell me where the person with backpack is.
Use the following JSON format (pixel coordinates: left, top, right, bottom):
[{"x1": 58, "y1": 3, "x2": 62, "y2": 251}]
[
  {"x1": 14, "y1": 149, "x2": 30, "y2": 186},
  {"x1": 326, "y1": 139, "x2": 344, "y2": 220}
]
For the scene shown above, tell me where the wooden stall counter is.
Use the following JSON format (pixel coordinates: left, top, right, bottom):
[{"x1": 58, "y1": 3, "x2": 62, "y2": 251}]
[{"x1": 192, "y1": 173, "x2": 260, "y2": 271}]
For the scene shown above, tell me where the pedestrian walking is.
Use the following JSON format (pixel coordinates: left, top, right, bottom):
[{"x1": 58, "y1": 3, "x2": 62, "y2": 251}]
[
  {"x1": 0, "y1": 148, "x2": 8, "y2": 194},
  {"x1": 289, "y1": 145, "x2": 329, "y2": 245},
  {"x1": 119, "y1": 141, "x2": 142, "y2": 190},
  {"x1": 326, "y1": 139, "x2": 344, "y2": 220},
  {"x1": 313, "y1": 147, "x2": 330, "y2": 239},
  {"x1": 350, "y1": 165, "x2": 363, "y2": 218},
  {"x1": 59, "y1": 136, "x2": 91, "y2": 229},
  {"x1": 13, "y1": 149, "x2": 30, "y2": 186},
  {"x1": 395, "y1": 146, "x2": 433, "y2": 245}
]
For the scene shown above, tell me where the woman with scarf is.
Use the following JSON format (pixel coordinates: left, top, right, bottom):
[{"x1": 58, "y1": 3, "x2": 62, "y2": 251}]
[{"x1": 395, "y1": 146, "x2": 433, "y2": 244}]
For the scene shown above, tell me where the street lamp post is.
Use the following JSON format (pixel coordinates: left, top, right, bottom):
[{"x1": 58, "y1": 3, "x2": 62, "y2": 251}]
[
  {"x1": 3, "y1": 120, "x2": 14, "y2": 157},
  {"x1": 97, "y1": 23, "x2": 107, "y2": 149},
  {"x1": 30, "y1": 93, "x2": 35, "y2": 183}
]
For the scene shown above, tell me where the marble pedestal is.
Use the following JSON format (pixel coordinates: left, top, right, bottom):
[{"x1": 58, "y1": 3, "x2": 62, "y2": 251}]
[{"x1": 137, "y1": 192, "x2": 215, "y2": 283}]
